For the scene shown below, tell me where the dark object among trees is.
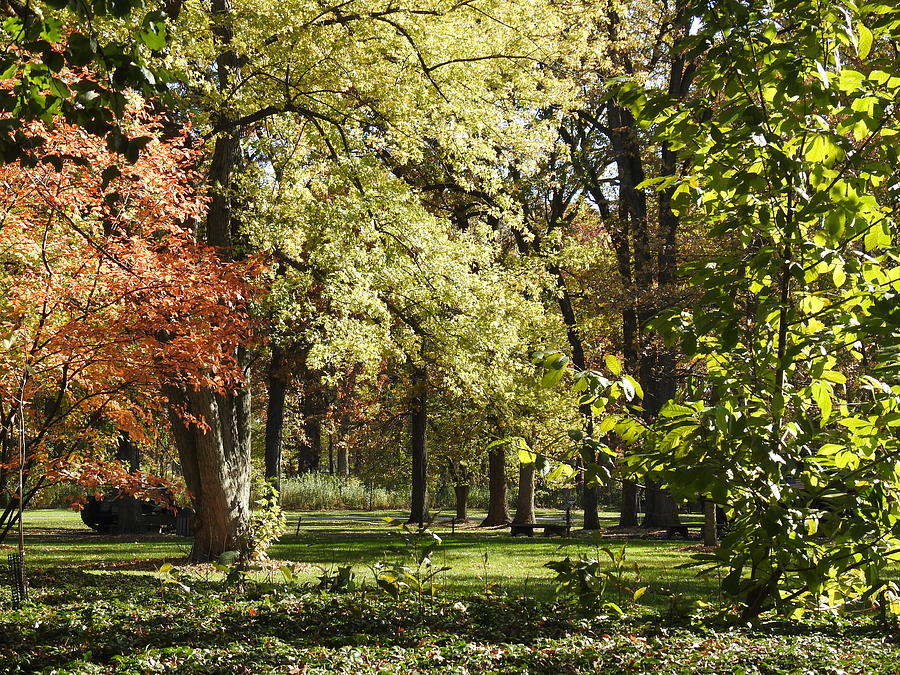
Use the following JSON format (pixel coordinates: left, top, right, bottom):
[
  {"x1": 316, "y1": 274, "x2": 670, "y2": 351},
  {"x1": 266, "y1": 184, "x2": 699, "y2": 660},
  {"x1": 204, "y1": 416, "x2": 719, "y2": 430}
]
[{"x1": 80, "y1": 494, "x2": 180, "y2": 534}]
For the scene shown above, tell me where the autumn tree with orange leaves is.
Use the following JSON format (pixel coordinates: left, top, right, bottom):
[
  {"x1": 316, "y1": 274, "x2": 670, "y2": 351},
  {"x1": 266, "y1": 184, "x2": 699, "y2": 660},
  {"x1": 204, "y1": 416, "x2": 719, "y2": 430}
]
[{"x1": 0, "y1": 102, "x2": 256, "y2": 543}]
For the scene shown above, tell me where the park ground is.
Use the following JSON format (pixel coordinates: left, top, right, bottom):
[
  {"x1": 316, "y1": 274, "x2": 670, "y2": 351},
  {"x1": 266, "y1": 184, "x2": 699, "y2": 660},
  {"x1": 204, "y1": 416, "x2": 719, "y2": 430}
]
[{"x1": 2, "y1": 510, "x2": 900, "y2": 673}]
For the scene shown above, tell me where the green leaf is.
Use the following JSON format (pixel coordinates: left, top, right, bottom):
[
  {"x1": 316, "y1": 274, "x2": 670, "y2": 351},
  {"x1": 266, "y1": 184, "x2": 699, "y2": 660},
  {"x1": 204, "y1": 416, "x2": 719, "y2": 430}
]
[
  {"x1": 620, "y1": 376, "x2": 635, "y2": 401},
  {"x1": 660, "y1": 403, "x2": 696, "y2": 418},
  {"x1": 858, "y1": 23, "x2": 873, "y2": 60},
  {"x1": 546, "y1": 463, "x2": 575, "y2": 482},
  {"x1": 605, "y1": 354, "x2": 622, "y2": 376},
  {"x1": 138, "y1": 20, "x2": 167, "y2": 51},
  {"x1": 811, "y1": 381, "x2": 832, "y2": 424},
  {"x1": 805, "y1": 135, "x2": 827, "y2": 162},
  {"x1": 540, "y1": 366, "x2": 564, "y2": 388},
  {"x1": 622, "y1": 375, "x2": 643, "y2": 400},
  {"x1": 598, "y1": 416, "x2": 616, "y2": 434},
  {"x1": 518, "y1": 448, "x2": 536, "y2": 464},
  {"x1": 822, "y1": 370, "x2": 846, "y2": 384},
  {"x1": 836, "y1": 69, "x2": 865, "y2": 92}
]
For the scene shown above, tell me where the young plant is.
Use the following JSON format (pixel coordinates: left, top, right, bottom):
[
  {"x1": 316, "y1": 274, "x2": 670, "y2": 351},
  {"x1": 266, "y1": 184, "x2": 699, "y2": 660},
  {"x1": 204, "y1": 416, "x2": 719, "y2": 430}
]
[
  {"x1": 247, "y1": 479, "x2": 287, "y2": 561},
  {"x1": 546, "y1": 545, "x2": 646, "y2": 615},
  {"x1": 373, "y1": 519, "x2": 451, "y2": 602}
]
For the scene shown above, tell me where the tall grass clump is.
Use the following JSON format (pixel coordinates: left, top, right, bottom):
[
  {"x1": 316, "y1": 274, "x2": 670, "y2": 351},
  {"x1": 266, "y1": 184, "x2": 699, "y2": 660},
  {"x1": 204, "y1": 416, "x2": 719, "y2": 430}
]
[{"x1": 280, "y1": 473, "x2": 407, "y2": 510}]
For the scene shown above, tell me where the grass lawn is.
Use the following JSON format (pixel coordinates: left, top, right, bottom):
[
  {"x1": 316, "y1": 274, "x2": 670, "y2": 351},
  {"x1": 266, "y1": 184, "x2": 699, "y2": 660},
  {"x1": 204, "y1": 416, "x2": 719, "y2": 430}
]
[
  {"x1": 16, "y1": 509, "x2": 716, "y2": 605},
  {"x1": 1, "y1": 509, "x2": 898, "y2": 673}
]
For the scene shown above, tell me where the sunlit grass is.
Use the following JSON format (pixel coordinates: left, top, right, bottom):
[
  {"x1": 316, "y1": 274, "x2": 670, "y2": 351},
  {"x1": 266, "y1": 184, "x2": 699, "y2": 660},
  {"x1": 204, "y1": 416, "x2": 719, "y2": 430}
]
[{"x1": 18, "y1": 508, "x2": 718, "y2": 607}]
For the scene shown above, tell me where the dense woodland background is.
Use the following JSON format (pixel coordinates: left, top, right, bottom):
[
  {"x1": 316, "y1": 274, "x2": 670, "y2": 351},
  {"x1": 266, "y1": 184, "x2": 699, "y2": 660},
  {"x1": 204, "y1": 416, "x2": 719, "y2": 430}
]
[{"x1": 1, "y1": 0, "x2": 900, "y2": 621}]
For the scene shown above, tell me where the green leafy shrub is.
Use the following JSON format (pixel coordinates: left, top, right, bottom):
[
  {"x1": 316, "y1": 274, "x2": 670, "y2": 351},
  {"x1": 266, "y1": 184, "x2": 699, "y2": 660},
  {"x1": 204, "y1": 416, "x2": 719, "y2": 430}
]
[
  {"x1": 374, "y1": 521, "x2": 451, "y2": 601},
  {"x1": 546, "y1": 545, "x2": 646, "y2": 615}
]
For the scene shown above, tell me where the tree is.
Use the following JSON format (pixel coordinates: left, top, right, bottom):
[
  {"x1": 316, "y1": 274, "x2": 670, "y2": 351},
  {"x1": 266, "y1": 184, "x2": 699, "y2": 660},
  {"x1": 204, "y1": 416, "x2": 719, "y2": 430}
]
[
  {"x1": 597, "y1": 0, "x2": 900, "y2": 620},
  {"x1": 0, "y1": 103, "x2": 254, "y2": 542},
  {"x1": 156, "y1": 0, "x2": 590, "y2": 554},
  {"x1": 0, "y1": 0, "x2": 171, "y2": 163}
]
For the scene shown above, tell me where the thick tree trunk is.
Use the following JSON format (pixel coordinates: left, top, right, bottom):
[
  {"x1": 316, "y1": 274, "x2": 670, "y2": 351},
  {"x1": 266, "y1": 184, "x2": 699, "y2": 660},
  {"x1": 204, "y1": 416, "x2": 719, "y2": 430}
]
[
  {"x1": 163, "y1": 0, "x2": 253, "y2": 562},
  {"x1": 408, "y1": 369, "x2": 428, "y2": 525},
  {"x1": 165, "y1": 372, "x2": 251, "y2": 561},
  {"x1": 640, "y1": 348, "x2": 681, "y2": 528},
  {"x1": 481, "y1": 446, "x2": 510, "y2": 526},
  {"x1": 264, "y1": 345, "x2": 287, "y2": 493},
  {"x1": 619, "y1": 479, "x2": 639, "y2": 527},
  {"x1": 643, "y1": 479, "x2": 680, "y2": 528},
  {"x1": 453, "y1": 484, "x2": 470, "y2": 522},
  {"x1": 512, "y1": 461, "x2": 535, "y2": 525}
]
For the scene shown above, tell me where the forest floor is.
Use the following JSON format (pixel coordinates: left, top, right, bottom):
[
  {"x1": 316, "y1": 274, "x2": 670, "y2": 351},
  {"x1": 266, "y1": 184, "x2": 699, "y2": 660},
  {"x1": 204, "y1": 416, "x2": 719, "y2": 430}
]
[{"x1": 1, "y1": 510, "x2": 898, "y2": 673}]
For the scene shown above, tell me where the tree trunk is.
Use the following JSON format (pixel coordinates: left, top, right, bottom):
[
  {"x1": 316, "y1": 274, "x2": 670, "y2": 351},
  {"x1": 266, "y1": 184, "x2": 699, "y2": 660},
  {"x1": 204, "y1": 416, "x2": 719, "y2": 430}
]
[
  {"x1": 337, "y1": 440, "x2": 349, "y2": 476},
  {"x1": 264, "y1": 345, "x2": 287, "y2": 493},
  {"x1": 703, "y1": 499, "x2": 717, "y2": 547},
  {"x1": 640, "y1": 349, "x2": 682, "y2": 528},
  {"x1": 299, "y1": 385, "x2": 324, "y2": 472},
  {"x1": 512, "y1": 461, "x2": 535, "y2": 525},
  {"x1": 408, "y1": 369, "x2": 428, "y2": 525},
  {"x1": 115, "y1": 432, "x2": 143, "y2": 535},
  {"x1": 453, "y1": 484, "x2": 470, "y2": 522},
  {"x1": 481, "y1": 446, "x2": 510, "y2": 526},
  {"x1": 581, "y1": 442, "x2": 601, "y2": 530},
  {"x1": 163, "y1": 0, "x2": 253, "y2": 562},
  {"x1": 619, "y1": 479, "x2": 639, "y2": 527},
  {"x1": 643, "y1": 480, "x2": 681, "y2": 527},
  {"x1": 165, "y1": 373, "x2": 251, "y2": 561},
  {"x1": 548, "y1": 264, "x2": 601, "y2": 530}
]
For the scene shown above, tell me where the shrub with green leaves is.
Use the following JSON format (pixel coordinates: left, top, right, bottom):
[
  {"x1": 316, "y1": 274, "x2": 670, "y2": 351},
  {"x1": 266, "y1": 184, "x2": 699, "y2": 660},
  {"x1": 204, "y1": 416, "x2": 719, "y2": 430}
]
[
  {"x1": 546, "y1": 545, "x2": 647, "y2": 615},
  {"x1": 542, "y1": 0, "x2": 900, "y2": 622}
]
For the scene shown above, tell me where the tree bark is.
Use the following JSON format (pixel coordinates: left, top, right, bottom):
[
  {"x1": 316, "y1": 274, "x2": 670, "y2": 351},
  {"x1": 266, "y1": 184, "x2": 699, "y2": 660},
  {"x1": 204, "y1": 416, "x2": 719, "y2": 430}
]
[
  {"x1": 408, "y1": 368, "x2": 428, "y2": 525},
  {"x1": 581, "y1": 442, "x2": 602, "y2": 530},
  {"x1": 337, "y1": 439, "x2": 349, "y2": 476},
  {"x1": 165, "y1": 372, "x2": 251, "y2": 561},
  {"x1": 481, "y1": 446, "x2": 510, "y2": 526},
  {"x1": 163, "y1": 127, "x2": 253, "y2": 561},
  {"x1": 512, "y1": 461, "x2": 535, "y2": 525},
  {"x1": 299, "y1": 383, "x2": 324, "y2": 472},
  {"x1": 703, "y1": 499, "x2": 717, "y2": 547},
  {"x1": 264, "y1": 345, "x2": 287, "y2": 492},
  {"x1": 115, "y1": 432, "x2": 143, "y2": 535},
  {"x1": 619, "y1": 479, "x2": 639, "y2": 527},
  {"x1": 453, "y1": 483, "x2": 470, "y2": 522},
  {"x1": 642, "y1": 480, "x2": 680, "y2": 528}
]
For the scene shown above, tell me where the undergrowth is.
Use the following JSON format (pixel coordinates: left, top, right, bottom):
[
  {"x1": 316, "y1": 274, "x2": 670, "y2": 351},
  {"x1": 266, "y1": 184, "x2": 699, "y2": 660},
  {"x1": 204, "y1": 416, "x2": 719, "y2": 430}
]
[{"x1": 2, "y1": 567, "x2": 900, "y2": 674}]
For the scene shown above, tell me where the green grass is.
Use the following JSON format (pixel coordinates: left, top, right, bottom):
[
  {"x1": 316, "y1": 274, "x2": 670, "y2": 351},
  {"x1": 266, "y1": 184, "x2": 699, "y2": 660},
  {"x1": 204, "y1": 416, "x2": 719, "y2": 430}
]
[
  {"x1": 3, "y1": 509, "x2": 899, "y2": 673},
  {"x1": 16, "y1": 508, "x2": 715, "y2": 606}
]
